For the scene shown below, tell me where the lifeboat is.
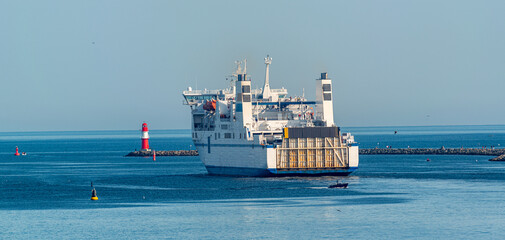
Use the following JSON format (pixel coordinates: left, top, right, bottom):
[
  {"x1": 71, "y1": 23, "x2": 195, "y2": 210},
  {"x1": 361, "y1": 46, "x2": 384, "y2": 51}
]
[{"x1": 203, "y1": 100, "x2": 216, "y2": 111}]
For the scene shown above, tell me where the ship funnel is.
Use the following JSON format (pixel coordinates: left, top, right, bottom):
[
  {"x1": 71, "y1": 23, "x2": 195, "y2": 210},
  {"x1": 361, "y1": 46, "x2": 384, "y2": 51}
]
[
  {"x1": 315, "y1": 72, "x2": 334, "y2": 126},
  {"x1": 237, "y1": 74, "x2": 247, "y2": 81},
  {"x1": 235, "y1": 73, "x2": 252, "y2": 128}
]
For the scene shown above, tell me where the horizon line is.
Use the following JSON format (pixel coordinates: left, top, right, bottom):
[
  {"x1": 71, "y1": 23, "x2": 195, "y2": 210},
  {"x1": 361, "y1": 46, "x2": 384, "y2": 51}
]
[{"x1": 1, "y1": 124, "x2": 505, "y2": 134}]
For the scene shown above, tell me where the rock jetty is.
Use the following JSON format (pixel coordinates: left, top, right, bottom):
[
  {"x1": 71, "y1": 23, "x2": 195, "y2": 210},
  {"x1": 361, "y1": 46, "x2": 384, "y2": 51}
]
[
  {"x1": 125, "y1": 148, "x2": 505, "y2": 161},
  {"x1": 359, "y1": 148, "x2": 505, "y2": 161},
  {"x1": 125, "y1": 150, "x2": 198, "y2": 157},
  {"x1": 490, "y1": 154, "x2": 505, "y2": 161}
]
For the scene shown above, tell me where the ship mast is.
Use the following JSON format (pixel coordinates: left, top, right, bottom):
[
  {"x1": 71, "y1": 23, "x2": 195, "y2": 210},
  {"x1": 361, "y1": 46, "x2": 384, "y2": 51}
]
[
  {"x1": 261, "y1": 55, "x2": 272, "y2": 100},
  {"x1": 231, "y1": 59, "x2": 247, "y2": 94}
]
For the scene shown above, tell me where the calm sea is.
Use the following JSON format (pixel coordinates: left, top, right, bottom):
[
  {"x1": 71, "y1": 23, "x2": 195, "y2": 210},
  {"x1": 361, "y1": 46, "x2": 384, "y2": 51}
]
[{"x1": 1, "y1": 125, "x2": 505, "y2": 239}]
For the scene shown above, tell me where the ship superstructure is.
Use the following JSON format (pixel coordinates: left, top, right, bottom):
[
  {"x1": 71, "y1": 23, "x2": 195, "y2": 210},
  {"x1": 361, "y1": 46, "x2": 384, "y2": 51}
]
[{"x1": 182, "y1": 56, "x2": 359, "y2": 176}]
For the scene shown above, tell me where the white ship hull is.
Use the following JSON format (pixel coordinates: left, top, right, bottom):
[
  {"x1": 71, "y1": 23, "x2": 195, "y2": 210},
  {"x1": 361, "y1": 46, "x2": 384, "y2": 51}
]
[{"x1": 194, "y1": 138, "x2": 359, "y2": 177}]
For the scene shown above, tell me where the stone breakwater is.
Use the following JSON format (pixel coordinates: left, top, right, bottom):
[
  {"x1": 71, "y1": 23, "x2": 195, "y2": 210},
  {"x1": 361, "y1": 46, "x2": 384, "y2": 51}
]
[
  {"x1": 359, "y1": 148, "x2": 505, "y2": 161},
  {"x1": 490, "y1": 154, "x2": 505, "y2": 161},
  {"x1": 125, "y1": 150, "x2": 199, "y2": 157},
  {"x1": 125, "y1": 148, "x2": 505, "y2": 161}
]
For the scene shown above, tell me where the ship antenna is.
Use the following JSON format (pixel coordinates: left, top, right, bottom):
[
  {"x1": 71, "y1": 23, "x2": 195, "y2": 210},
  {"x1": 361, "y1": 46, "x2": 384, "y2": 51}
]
[
  {"x1": 261, "y1": 55, "x2": 272, "y2": 100},
  {"x1": 234, "y1": 60, "x2": 242, "y2": 76},
  {"x1": 243, "y1": 59, "x2": 247, "y2": 74}
]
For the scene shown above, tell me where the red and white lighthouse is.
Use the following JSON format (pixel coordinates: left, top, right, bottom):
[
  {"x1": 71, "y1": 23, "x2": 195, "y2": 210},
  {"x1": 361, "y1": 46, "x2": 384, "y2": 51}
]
[{"x1": 141, "y1": 123, "x2": 150, "y2": 151}]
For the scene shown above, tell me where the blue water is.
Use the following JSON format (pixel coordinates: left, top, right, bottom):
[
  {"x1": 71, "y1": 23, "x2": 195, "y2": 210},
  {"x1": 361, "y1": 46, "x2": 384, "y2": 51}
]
[{"x1": 2, "y1": 126, "x2": 505, "y2": 239}]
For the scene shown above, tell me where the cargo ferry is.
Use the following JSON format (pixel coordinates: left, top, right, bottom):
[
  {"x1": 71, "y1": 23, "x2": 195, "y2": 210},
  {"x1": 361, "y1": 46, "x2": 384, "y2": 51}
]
[{"x1": 182, "y1": 56, "x2": 358, "y2": 176}]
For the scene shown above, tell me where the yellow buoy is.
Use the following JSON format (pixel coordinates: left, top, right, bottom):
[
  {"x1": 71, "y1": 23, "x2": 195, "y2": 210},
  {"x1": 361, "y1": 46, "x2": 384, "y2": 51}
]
[{"x1": 91, "y1": 188, "x2": 98, "y2": 201}]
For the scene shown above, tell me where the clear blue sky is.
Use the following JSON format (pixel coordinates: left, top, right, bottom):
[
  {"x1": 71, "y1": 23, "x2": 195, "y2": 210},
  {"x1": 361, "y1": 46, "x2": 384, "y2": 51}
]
[{"x1": 1, "y1": 0, "x2": 504, "y2": 132}]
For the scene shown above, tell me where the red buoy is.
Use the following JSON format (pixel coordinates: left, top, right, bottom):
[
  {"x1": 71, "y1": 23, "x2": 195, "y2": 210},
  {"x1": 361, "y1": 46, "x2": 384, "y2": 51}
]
[
  {"x1": 14, "y1": 146, "x2": 20, "y2": 156},
  {"x1": 141, "y1": 123, "x2": 150, "y2": 151},
  {"x1": 153, "y1": 151, "x2": 156, "y2": 161}
]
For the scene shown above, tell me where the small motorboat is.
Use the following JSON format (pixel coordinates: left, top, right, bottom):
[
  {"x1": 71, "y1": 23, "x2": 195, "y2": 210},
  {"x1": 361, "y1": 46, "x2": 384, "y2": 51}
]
[{"x1": 329, "y1": 181, "x2": 348, "y2": 189}]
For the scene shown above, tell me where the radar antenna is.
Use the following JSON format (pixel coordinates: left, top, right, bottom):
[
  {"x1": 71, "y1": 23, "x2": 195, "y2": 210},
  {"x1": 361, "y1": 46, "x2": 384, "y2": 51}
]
[
  {"x1": 234, "y1": 60, "x2": 242, "y2": 76},
  {"x1": 234, "y1": 59, "x2": 247, "y2": 76},
  {"x1": 230, "y1": 59, "x2": 248, "y2": 93}
]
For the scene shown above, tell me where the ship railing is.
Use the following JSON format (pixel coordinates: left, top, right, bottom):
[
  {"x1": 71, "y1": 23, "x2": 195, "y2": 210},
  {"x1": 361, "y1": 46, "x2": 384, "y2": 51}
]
[
  {"x1": 183, "y1": 89, "x2": 224, "y2": 95},
  {"x1": 270, "y1": 89, "x2": 288, "y2": 93},
  {"x1": 194, "y1": 127, "x2": 215, "y2": 131}
]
